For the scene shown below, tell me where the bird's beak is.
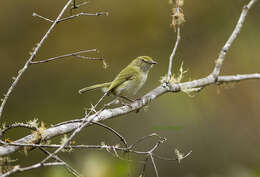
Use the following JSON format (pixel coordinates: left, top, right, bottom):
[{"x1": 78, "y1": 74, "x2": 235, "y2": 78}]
[{"x1": 150, "y1": 60, "x2": 157, "y2": 64}]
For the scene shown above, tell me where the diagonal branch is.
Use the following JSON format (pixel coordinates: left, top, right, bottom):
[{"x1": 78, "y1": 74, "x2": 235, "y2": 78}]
[
  {"x1": 39, "y1": 147, "x2": 81, "y2": 177},
  {"x1": 0, "y1": 0, "x2": 74, "y2": 121},
  {"x1": 0, "y1": 73, "x2": 260, "y2": 156},
  {"x1": 211, "y1": 0, "x2": 258, "y2": 79},
  {"x1": 150, "y1": 153, "x2": 159, "y2": 177}
]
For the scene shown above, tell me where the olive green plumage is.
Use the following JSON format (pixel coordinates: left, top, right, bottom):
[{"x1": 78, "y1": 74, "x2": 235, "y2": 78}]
[{"x1": 79, "y1": 56, "x2": 157, "y2": 96}]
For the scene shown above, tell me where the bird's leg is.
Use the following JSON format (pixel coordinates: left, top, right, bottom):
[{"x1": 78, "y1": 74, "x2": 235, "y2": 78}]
[
  {"x1": 120, "y1": 96, "x2": 144, "y2": 113},
  {"x1": 118, "y1": 97, "x2": 132, "y2": 107},
  {"x1": 108, "y1": 96, "x2": 141, "y2": 112},
  {"x1": 104, "y1": 97, "x2": 130, "y2": 107},
  {"x1": 119, "y1": 96, "x2": 135, "y2": 102},
  {"x1": 118, "y1": 96, "x2": 135, "y2": 109},
  {"x1": 104, "y1": 98, "x2": 120, "y2": 107}
]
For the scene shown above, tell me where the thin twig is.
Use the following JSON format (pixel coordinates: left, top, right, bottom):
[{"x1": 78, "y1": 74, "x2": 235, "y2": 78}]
[
  {"x1": 39, "y1": 147, "x2": 81, "y2": 177},
  {"x1": 0, "y1": 0, "x2": 74, "y2": 121},
  {"x1": 34, "y1": 11, "x2": 108, "y2": 23},
  {"x1": 92, "y1": 122, "x2": 128, "y2": 147},
  {"x1": 139, "y1": 157, "x2": 149, "y2": 177},
  {"x1": 153, "y1": 150, "x2": 192, "y2": 162},
  {"x1": 0, "y1": 123, "x2": 37, "y2": 139},
  {"x1": 30, "y1": 49, "x2": 98, "y2": 64},
  {"x1": 167, "y1": 26, "x2": 181, "y2": 82},
  {"x1": 58, "y1": 12, "x2": 108, "y2": 23},
  {"x1": 2, "y1": 162, "x2": 65, "y2": 177},
  {"x1": 167, "y1": 1, "x2": 182, "y2": 83},
  {"x1": 32, "y1": 12, "x2": 53, "y2": 23},
  {"x1": 129, "y1": 133, "x2": 165, "y2": 150},
  {"x1": 150, "y1": 153, "x2": 159, "y2": 177},
  {"x1": 74, "y1": 55, "x2": 104, "y2": 61}
]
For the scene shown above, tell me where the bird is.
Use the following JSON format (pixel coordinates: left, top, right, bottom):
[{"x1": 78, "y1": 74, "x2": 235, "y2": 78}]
[{"x1": 78, "y1": 56, "x2": 157, "y2": 103}]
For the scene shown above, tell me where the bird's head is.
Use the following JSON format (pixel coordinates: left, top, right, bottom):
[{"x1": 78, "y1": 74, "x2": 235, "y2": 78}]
[{"x1": 131, "y1": 56, "x2": 157, "y2": 72}]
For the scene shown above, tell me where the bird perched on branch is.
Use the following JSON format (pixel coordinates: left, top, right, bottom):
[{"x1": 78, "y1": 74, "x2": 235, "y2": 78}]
[{"x1": 78, "y1": 56, "x2": 157, "y2": 103}]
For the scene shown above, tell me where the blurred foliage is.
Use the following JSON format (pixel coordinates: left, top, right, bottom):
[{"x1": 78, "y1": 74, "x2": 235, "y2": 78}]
[
  {"x1": 45, "y1": 152, "x2": 132, "y2": 177},
  {"x1": 0, "y1": 0, "x2": 260, "y2": 177}
]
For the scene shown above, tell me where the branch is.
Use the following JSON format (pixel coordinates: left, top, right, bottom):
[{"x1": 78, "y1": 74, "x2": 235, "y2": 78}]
[
  {"x1": 39, "y1": 147, "x2": 81, "y2": 177},
  {"x1": 30, "y1": 49, "x2": 102, "y2": 64},
  {"x1": 167, "y1": 23, "x2": 181, "y2": 82},
  {"x1": 38, "y1": 92, "x2": 109, "y2": 166},
  {"x1": 0, "y1": 1, "x2": 258, "y2": 176},
  {"x1": 0, "y1": 0, "x2": 74, "y2": 121},
  {"x1": 2, "y1": 162, "x2": 65, "y2": 177},
  {"x1": 58, "y1": 12, "x2": 108, "y2": 23},
  {"x1": 211, "y1": 0, "x2": 258, "y2": 79},
  {"x1": 33, "y1": 12, "x2": 108, "y2": 23},
  {"x1": 217, "y1": 73, "x2": 260, "y2": 83},
  {"x1": 167, "y1": 2, "x2": 182, "y2": 82},
  {"x1": 0, "y1": 73, "x2": 259, "y2": 156},
  {"x1": 92, "y1": 122, "x2": 128, "y2": 147},
  {"x1": 150, "y1": 154, "x2": 159, "y2": 177}
]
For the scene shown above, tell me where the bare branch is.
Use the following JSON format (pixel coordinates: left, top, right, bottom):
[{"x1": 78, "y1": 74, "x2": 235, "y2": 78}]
[
  {"x1": 1, "y1": 72, "x2": 260, "y2": 156},
  {"x1": 167, "y1": 0, "x2": 184, "y2": 82},
  {"x1": 154, "y1": 150, "x2": 192, "y2": 162},
  {"x1": 0, "y1": 1, "x2": 259, "y2": 176},
  {"x1": 33, "y1": 12, "x2": 109, "y2": 23},
  {"x1": 2, "y1": 162, "x2": 65, "y2": 177},
  {"x1": 92, "y1": 122, "x2": 128, "y2": 147},
  {"x1": 74, "y1": 55, "x2": 104, "y2": 61},
  {"x1": 37, "y1": 92, "x2": 109, "y2": 167},
  {"x1": 129, "y1": 133, "x2": 165, "y2": 150},
  {"x1": 211, "y1": 0, "x2": 258, "y2": 79},
  {"x1": 150, "y1": 154, "x2": 159, "y2": 177},
  {"x1": 58, "y1": 12, "x2": 109, "y2": 23},
  {"x1": 30, "y1": 49, "x2": 100, "y2": 64},
  {"x1": 0, "y1": 0, "x2": 74, "y2": 121},
  {"x1": 167, "y1": 26, "x2": 181, "y2": 82},
  {"x1": 32, "y1": 12, "x2": 53, "y2": 23},
  {"x1": 0, "y1": 123, "x2": 37, "y2": 138},
  {"x1": 39, "y1": 147, "x2": 81, "y2": 177}
]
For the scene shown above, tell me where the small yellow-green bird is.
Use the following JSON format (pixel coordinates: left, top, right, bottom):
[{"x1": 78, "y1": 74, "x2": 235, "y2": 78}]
[{"x1": 78, "y1": 56, "x2": 157, "y2": 98}]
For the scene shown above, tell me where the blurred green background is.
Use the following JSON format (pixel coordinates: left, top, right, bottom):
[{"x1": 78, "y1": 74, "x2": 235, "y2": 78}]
[{"x1": 1, "y1": 0, "x2": 260, "y2": 176}]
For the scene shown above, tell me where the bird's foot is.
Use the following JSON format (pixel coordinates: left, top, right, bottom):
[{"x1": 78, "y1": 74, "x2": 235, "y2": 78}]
[
  {"x1": 104, "y1": 98, "x2": 120, "y2": 107},
  {"x1": 119, "y1": 96, "x2": 135, "y2": 102}
]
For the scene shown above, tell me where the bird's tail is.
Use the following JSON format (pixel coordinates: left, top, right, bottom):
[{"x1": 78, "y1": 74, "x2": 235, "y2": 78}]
[{"x1": 78, "y1": 82, "x2": 111, "y2": 94}]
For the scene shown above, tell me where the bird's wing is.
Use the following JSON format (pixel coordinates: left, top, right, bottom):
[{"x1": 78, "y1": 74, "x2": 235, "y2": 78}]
[{"x1": 106, "y1": 67, "x2": 138, "y2": 93}]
